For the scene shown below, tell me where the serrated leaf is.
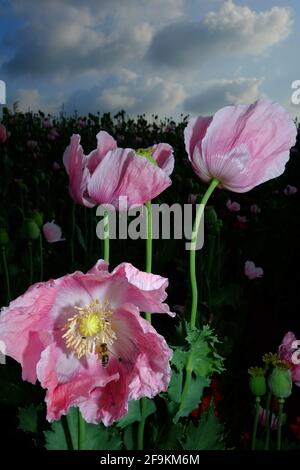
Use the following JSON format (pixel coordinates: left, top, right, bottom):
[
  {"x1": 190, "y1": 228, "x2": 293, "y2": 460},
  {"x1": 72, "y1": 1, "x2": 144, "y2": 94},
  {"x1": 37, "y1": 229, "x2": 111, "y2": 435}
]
[
  {"x1": 174, "y1": 375, "x2": 210, "y2": 422},
  {"x1": 159, "y1": 423, "x2": 184, "y2": 450},
  {"x1": 117, "y1": 400, "x2": 141, "y2": 428},
  {"x1": 18, "y1": 404, "x2": 38, "y2": 433},
  {"x1": 44, "y1": 407, "x2": 122, "y2": 450},
  {"x1": 181, "y1": 406, "x2": 225, "y2": 450},
  {"x1": 168, "y1": 369, "x2": 183, "y2": 403}
]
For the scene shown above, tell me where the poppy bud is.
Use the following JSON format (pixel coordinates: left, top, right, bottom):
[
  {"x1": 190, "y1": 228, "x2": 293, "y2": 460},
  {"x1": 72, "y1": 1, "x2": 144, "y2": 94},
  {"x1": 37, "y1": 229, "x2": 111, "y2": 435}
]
[
  {"x1": 32, "y1": 210, "x2": 43, "y2": 228},
  {"x1": 136, "y1": 148, "x2": 158, "y2": 166},
  {"x1": 268, "y1": 360, "x2": 292, "y2": 399},
  {"x1": 22, "y1": 219, "x2": 40, "y2": 241}
]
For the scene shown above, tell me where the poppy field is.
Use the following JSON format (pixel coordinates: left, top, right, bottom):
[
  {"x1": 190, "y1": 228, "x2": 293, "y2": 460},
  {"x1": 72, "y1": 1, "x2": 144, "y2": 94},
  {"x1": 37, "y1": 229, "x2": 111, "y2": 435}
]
[{"x1": 0, "y1": 102, "x2": 300, "y2": 452}]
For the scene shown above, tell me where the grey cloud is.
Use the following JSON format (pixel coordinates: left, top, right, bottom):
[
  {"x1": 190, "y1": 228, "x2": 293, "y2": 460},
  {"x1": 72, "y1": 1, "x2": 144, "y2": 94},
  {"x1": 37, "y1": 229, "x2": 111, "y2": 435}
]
[
  {"x1": 147, "y1": 0, "x2": 292, "y2": 68},
  {"x1": 184, "y1": 77, "x2": 264, "y2": 114}
]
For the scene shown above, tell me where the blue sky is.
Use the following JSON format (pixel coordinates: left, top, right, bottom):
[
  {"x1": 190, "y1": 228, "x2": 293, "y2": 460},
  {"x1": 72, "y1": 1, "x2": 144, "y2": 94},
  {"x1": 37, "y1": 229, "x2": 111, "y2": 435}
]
[{"x1": 0, "y1": 0, "x2": 299, "y2": 118}]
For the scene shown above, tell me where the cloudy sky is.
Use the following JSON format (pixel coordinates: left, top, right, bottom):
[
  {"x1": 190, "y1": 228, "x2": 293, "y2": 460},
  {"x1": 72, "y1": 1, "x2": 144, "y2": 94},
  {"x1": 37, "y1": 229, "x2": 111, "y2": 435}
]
[{"x1": 0, "y1": 0, "x2": 299, "y2": 118}]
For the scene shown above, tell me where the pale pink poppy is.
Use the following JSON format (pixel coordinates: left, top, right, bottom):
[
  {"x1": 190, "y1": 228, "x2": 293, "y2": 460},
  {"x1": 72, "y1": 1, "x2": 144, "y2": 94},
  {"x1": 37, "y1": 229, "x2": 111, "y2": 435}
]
[
  {"x1": 0, "y1": 260, "x2": 173, "y2": 424},
  {"x1": 283, "y1": 185, "x2": 297, "y2": 196},
  {"x1": 42, "y1": 221, "x2": 65, "y2": 243},
  {"x1": 184, "y1": 99, "x2": 296, "y2": 192},
  {"x1": 226, "y1": 199, "x2": 240, "y2": 212},
  {"x1": 63, "y1": 131, "x2": 174, "y2": 208},
  {"x1": 0, "y1": 123, "x2": 8, "y2": 143},
  {"x1": 278, "y1": 332, "x2": 300, "y2": 386},
  {"x1": 244, "y1": 261, "x2": 263, "y2": 280},
  {"x1": 250, "y1": 204, "x2": 261, "y2": 214}
]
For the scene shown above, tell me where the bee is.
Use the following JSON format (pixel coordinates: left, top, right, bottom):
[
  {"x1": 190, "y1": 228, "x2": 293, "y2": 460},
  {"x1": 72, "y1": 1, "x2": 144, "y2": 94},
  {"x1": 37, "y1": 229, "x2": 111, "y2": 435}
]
[{"x1": 97, "y1": 343, "x2": 110, "y2": 368}]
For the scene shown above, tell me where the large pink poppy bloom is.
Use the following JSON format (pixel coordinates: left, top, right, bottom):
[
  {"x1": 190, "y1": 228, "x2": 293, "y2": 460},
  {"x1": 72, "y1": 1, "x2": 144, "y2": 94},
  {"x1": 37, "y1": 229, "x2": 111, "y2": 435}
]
[
  {"x1": 184, "y1": 99, "x2": 297, "y2": 192},
  {"x1": 0, "y1": 260, "x2": 173, "y2": 425},
  {"x1": 63, "y1": 131, "x2": 174, "y2": 208},
  {"x1": 278, "y1": 332, "x2": 300, "y2": 386}
]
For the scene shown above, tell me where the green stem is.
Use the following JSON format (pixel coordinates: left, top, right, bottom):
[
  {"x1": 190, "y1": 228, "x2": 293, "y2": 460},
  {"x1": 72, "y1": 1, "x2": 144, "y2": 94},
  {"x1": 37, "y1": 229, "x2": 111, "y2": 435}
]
[
  {"x1": 137, "y1": 201, "x2": 153, "y2": 451},
  {"x1": 1, "y1": 245, "x2": 11, "y2": 303},
  {"x1": 145, "y1": 201, "x2": 152, "y2": 323},
  {"x1": 39, "y1": 233, "x2": 43, "y2": 281},
  {"x1": 264, "y1": 392, "x2": 272, "y2": 450},
  {"x1": 277, "y1": 398, "x2": 284, "y2": 451},
  {"x1": 28, "y1": 241, "x2": 33, "y2": 285},
  {"x1": 251, "y1": 396, "x2": 261, "y2": 450},
  {"x1": 70, "y1": 204, "x2": 76, "y2": 268},
  {"x1": 190, "y1": 178, "x2": 219, "y2": 328},
  {"x1": 61, "y1": 416, "x2": 74, "y2": 450},
  {"x1": 77, "y1": 409, "x2": 85, "y2": 450},
  {"x1": 103, "y1": 211, "x2": 110, "y2": 263},
  {"x1": 137, "y1": 398, "x2": 147, "y2": 450}
]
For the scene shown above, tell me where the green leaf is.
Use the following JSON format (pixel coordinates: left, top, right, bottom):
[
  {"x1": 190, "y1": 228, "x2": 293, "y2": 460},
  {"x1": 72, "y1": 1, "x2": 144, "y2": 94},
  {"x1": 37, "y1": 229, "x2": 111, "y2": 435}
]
[
  {"x1": 181, "y1": 406, "x2": 225, "y2": 450},
  {"x1": 168, "y1": 369, "x2": 183, "y2": 403},
  {"x1": 44, "y1": 408, "x2": 122, "y2": 450},
  {"x1": 186, "y1": 325, "x2": 225, "y2": 376},
  {"x1": 159, "y1": 423, "x2": 184, "y2": 450},
  {"x1": 174, "y1": 375, "x2": 210, "y2": 422},
  {"x1": 18, "y1": 404, "x2": 39, "y2": 434},
  {"x1": 117, "y1": 400, "x2": 141, "y2": 428}
]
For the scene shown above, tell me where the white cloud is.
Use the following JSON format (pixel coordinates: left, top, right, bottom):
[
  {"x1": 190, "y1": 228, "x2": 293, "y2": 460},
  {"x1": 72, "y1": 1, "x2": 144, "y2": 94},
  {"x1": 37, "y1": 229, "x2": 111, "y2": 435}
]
[
  {"x1": 184, "y1": 77, "x2": 264, "y2": 114},
  {"x1": 147, "y1": 0, "x2": 292, "y2": 67},
  {"x1": 14, "y1": 88, "x2": 42, "y2": 111}
]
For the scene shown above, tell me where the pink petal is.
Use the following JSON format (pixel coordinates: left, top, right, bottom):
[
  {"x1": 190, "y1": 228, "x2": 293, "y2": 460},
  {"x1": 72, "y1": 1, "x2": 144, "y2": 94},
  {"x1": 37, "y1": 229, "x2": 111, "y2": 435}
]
[
  {"x1": 151, "y1": 143, "x2": 174, "y2": 176},
  {"x1": 87, "y1": 148, "x2": 172, "y2": 208},
  {"x1": 63, "y1": 134, "x2": 95, "y2": 207},
  {"x1": 86, "y1": 131, "x2": 117, "y2": 173},
  {"x1": 184, "y1": 115, "x2": 212, "y2": 160}
]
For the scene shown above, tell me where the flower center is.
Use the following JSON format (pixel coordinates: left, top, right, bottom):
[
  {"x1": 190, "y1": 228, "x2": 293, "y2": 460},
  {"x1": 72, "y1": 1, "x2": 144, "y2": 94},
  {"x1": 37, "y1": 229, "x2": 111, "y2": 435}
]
[{"x1": 62, "y1": 299, "x2": 117, "y2": 359}]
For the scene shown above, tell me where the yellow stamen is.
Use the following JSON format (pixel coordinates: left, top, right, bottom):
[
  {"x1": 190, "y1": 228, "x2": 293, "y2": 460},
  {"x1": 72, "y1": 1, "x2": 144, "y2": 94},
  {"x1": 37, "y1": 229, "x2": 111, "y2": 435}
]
[{"x1": 62, "y1": 299, "x2": 116, "y2": 359}]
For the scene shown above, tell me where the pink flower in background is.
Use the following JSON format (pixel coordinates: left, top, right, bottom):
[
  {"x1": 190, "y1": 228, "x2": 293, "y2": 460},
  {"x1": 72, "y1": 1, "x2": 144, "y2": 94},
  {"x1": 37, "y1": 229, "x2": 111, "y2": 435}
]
[
  {"x1": 237, "y1": 215, "x2": 248, "y2": 224},
  {"x1": 42, "y1": 119, "x2": 52, "y2": 129},
  {"x1": 284, "y1": 185, "x2": 298, "y2": 196},
  {"x1": 77, "y1": 119, "x2": 87, "y2": 128},
  {"x1": 42, "y1": 221, "x2": 65, "y2": 243},
  {"x1": 278, "y1": 332, "x2": 300, "y2": 386},
  {"x1": 244, "y1": 261, "x2": 263, "y2": 280},
  {"x1": 47, "y1": 128, "x2": 59, "y2": 141},
  {"x1": 226, "y1": 199, "x2": 240, "y2": 212},
  {"x1": 63, "y1": 131, "x2": 174, "y2": 208},
  {"x1": 0, "y1": 123, "x2": 9, "y2": 143},
  {"x1": 250, "y1": 204, "x2": 261, "y2": 214},
  {"x1": 52, "y1": 161, "x2": 60, "y2": 170},
  {"x1": 0, "y1": 260, "x2": 173, "y2": 425},
  {"x1": 188, "y1": 193, "x2": 197, "y2": 204},
  {"x1": 184, "y1": 99, "x2": 296, "y2": 192}
]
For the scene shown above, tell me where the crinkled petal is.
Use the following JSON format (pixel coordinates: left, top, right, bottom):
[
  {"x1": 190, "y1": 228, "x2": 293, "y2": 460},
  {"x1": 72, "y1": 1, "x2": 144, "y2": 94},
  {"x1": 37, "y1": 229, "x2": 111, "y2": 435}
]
[
  {"x1": 86, "y1": 131, "x2": 117, "y2": 173},
  {"x1": 151, "y1": 143, "x2": 174, "y2": 176}
]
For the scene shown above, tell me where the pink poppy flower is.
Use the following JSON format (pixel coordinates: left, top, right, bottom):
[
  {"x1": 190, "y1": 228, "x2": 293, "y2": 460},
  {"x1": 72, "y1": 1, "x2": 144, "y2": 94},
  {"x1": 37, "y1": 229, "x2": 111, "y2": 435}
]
[
  {"x1": 0, "y1": 123, "x2": 8, "y2": 143},
  {"x1": 184, "y1": 99, "x2": 296, "y2": 192},
  {"x1": 63, "y1": 131, "x2": 174, "y2": 208},
  {"x1": 283, "y1": 185, "x2": 297, "y2": 196},
  {"x1": 188, "y1": 193, "x2": 197, "y2": 204},
  {"x1": 250, "y1": 204, "x2": 261, "y2": 214},
  {"x1": 278, "y1": 332, "x2": 300, "y2": 386},
  {"x1": 0, "y1": 260, "x2": 173, "y2": 425},
  {"x1": 52, "y1": 161, "x2": 60, "y2": 171},
  {"x1": 226, "y1": 199, "x2": 240, "y2": 212},
  {"x1": 47, "y1": 128, "x2": 59, "y2": 141},
  {"x1": 244, "y1": 261, "x2": 263, "y2": 280},
  {"x1": 42, "y1": 119, "x2": 52, "y2": 129},
  {"x1": 42, "y1": 221, "x2": 65, "y2": 243}
]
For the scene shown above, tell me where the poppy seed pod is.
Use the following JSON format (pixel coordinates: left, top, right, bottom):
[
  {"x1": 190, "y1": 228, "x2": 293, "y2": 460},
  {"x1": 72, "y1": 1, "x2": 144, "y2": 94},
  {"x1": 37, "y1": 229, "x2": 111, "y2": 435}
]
[
  {"x1": 22, "y1": 219, "x2": 40, "y2": 241},
  {"x1": 268, "y1": 361, "x2": 293, "y2": 399},
  {"x1": 0, "y1": 228, "x2": 9, "y2": 246},
  {"x1": 248, "y1": 367, "x2": 267, "y2": 397}
]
